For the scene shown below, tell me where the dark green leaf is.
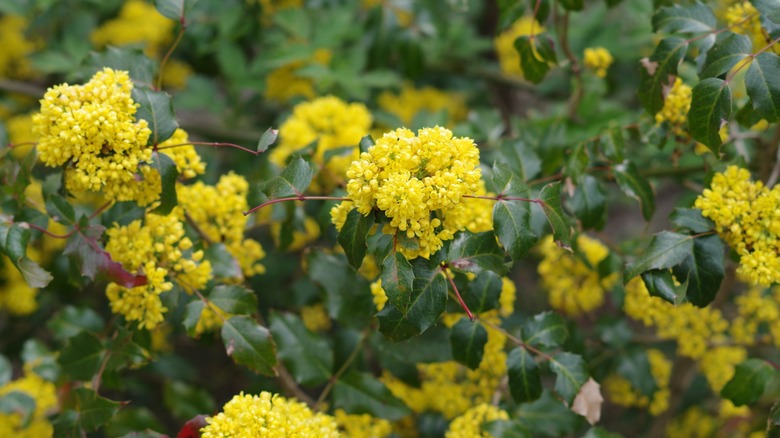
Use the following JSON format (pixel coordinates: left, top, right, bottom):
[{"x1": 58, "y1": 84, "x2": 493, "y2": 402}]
[
  {"x1": 498, "y1": 0, "x2": 527, "y2": 30},
  {"x1": 0, "y1": 224, "x2": 53, "y2": 288},
  {"x1": 617, "y1": 348, "x2": 658, "y2": 397},
  {"x1": 203, "y1": 243, "x2": 243, "y2": 279},
  {"x1": 163, "y1": 381, "x2": 214, "y2": 421},
  {"x1": 132, "y1": 87, "x2": 178, "y2": 145},
  {"x1": 492, "y1": 163, "x2": 537, "y2": 260},
  {"x1": 47, "y1": 306, "x2": 105, "y2": 341},
  {"x1": 338, "y1": 209, "x2": 375, "y2": 269},
  {"x1": 483, "y1": 419, "x2": 531, "y2": 438},
  {"x1": 515, "y1": 35, "x2": 557, "y2": 84},
  {"x1": 569, "y1": 175, "x2": 607, "y2": 230},
  {"x1": 539, "y1": 182, "x2": 572, "y2": 248},
  {"x1": 673, "y1": 234, "x2": 724, "y2": 307},
  {"x1": 182, "y1": 300, "x2": 205, "y2": 337},
  {"x1": 602, "y1": 127, "x2": 625, "y2": 162},
  {"x1": 73, "y1": 388, "x2": 121, "y2": 431},
  {"x1": 257, "y1": 127, "x2": 278, "y2": 153},
  {"x1": 721, "y1": 359, "x2": 777, "y2": 406},
  {"x1": 753, "y1": 0, "x2": 780, "y2": 24},
  {"x1": 641, "y1": 269, "x2": 687, "y2": 304},
  {"x1": 462, "y1": 271, "x2": 502, "y2": 314},
  {"x1": 270, "y1": 312, "x2": 333, "y2": 386},
  {"x1": 221, "y1": 316, "x2": 277, "y2": 375},
  {"x1": 307, "y1": 251, "x2": 374, "y2": 328},
  {"x1": 746, "y1": 52, "x2": 780, "y2": 122},
  {"x1": 558, "y1": 0, "x2": 583, "y2": 11},
  {"x1": 45, "y1": 193, "x2": 76, "y2": 225},
  {"x1": 500, "y1": 140, "x2": 541, "y2": 182},
  {"x1": 209, "y1": 285, "x2": 257, "y2": 315},
  {"x1": 86, "y1": 47, "x2": 155, "y2": 85},
  {"x1": 700, "y1": 32, "x2": 752, "y2": 79},
  {"x1": 624, "y1": 231, "x2": 694, "y2": 281},
  {"x1": 359, "y1": 135, "x2": 374, "y2": 154},
  {"x1": 64, "y1": 222, "x2": 147, "y2": 288},
  {"x1": 332, "y1": 371, "x2": 411, "y2": 420},
  {"x1": 689, "y1": 77, "x2": 732, "y2": 152},
  {"x1": 447, "y1": 231, "x2": 508, "y2": 275},
  {"x1": 652, "y1": 2, "x2": 716, "y2": 33},
  {"x1": 0, "y1": 392, "x2": 35, "y2": 428},
  {"x1": 670, "y1": 208, "x2": 714, "y2": 233},
  {"x1": 154, "y1": 0, "x2": 197, "y2": 21},
  {"x1": 0, "y1": 355, "x2": 10, "y2": 386},
  {"x1": 516, "y1": 390, "x2": 584, "y2": 435},
  {"x1": 450, "y1": 318, "x2": 488, "y2": 370},
  {"x1": 522, "y1": 311, "x2": 568, "y2": 348},
  {"x1": 381, "y1": 250, "x2": 415, "y2": 315},
  {"x1": 507, "y1": 347, "x2": 542, "y2": 403},
  {"x1": 613, "y1": 161, "x2": 655, "y2": 221},
  {"x1": 565, "y1": 142, "x2": 589, "y2": 182},
  {"x1": 549, "y1": 352, "x2": 589, "y2": 405},
  {"x1": 150, "y1": 152, "x2": 178, "y2": 215},
  {"x1": 377, "y1": 303, "x2": 422, "y2": 342},
  {"x1": 264, "y1": 155, "x2": 313, "y2": 198},
  {"x1": 639, "y1": 37, "x2": 688, "y2": 114},
  {"x1": 59, "y1": 332, "x2": 104, "y2": 381}
]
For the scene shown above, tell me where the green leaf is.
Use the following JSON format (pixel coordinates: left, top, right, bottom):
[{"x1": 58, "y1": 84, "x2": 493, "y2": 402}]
[
  {"x1": 270, "y1": 312, "x2": 333, "y2": 386},
  {"x1": 0, "y1": 223, "x2": 53, "y2": 288},
  {"x1": 86, "y1": 47, "x2": 155, "y2": 85},
  {"x1": 359, "y1": 135, "x2": 374, "y2": 154},
  {"x1": 670, "y1": 208, "x2": 714, "y2": 233},
  {"x1": 492, "y1": 164, "x2": 537, "y2": 260},
  {"x1": 557, "y1": 0, "x2": 583, "y2": 11},
  {"x1": 221, "y1": 316, "x2": 277, "y2": 375},
  {"x1": 768, "y1": 401, "x2": 780, "y2": 436},
  {"x1": 450, "y1": 318, "x2": 488, "y2": 370},
  {"x1": 203, "y1": 243, "x2": 243, "y2": 279},
  {"x1": 500, "y1": 140, "x2": 541, "y2": 182},
  {"x1": 381, "y1": 250, "x2": 415, "y2": 315},
  {"x1": 73, "y1": 388, "x2": 121, "y2": 431},
  {"x1": 498, "y1": 0, "x2": 528, "y2": 30},
  {"x1": 689, "y1": 77, "x2": 732, "y2": 153},
  {"x1": 624, "y1": 231, "x2": 694, "y2": 282},
  {"x1": 617, "y1": 348, "x2": 659, "y2": 397},
  {"x1": 64, "y1": 222, "x2": 147, "y2": 288},
  {"x1": 45, "y1": 193, "x2": 76, "y2": 225},
  {"x1": 154, "y1": 0, "x2": 197, "y2": 21},
  {"x1": 549, "y1": 352, "x2": 589, "y2": 405},
  {"x1": 652, "y1": 2, "x2": 716, "y2": 33},
  {"x1": 639, "y1": 37, "x2": 688, "y2": 114},
  {"x1": 307, "y1": 251, "x2": 374, "y2": 328},
  {"x1": 515, "y1": 390, "x2": 584, "y2": 435},
  {"x1": 522, "y1": 311, "x2": 568, "y2": 348},
  {"x1": 377, "y1": 303, "x2": 422, "y2": 342},
  {"x1": 447, "y1": 231, "x2": 508, "y2": 275},
  {"x1": 150, "y1": 151, "x2": 178, "y2": 215},
  {"x1": 182, "y1": 300, "x2": 205, "y2": 337},
  {"x1": 753, "y1": 0, "x2": 780, "y2": 24},
  {"x1": 539, "y1": 182, "x2": 572, "y2": 248},
  {"x1": 0, "y1": 355, "x2": 10, "y2": 386},
  {"x1": 641, "y1": 269, "x2": 687, "y2": 304},
  {"x1": 602, "y1": 127, "x2": 625, "y2": 162},
  {"x1": 208, "y1": 285, "x2": 257, "y2": 315},
  {"x1": 332, "y1": 371, "x2": 411, "y2": 420},
  {"x1": 700, "y1": 32, "x2": 752, "y2": 79},
  {"x1": 721, "y1": 359, "x2": 777, "y2": 406},
  {"x1": 514, "y1": 35, "x2": 557, "y2": 84},
  {"x1": 746, "y1": 52, "x2": 780, "y2": 122},
  {"x1": 569, "y1": 175, "x2": 607, "y2": 230},
  {"x1": 462, "y1": 271, "x2": 503, "y2": 314},
  {"x1": 132, "y1": 87, "x2": 178, "y2": 145},
  {"x1": 507, "y1": 347, "x2": 542, "y2": 403},
  {"x1": 163, "y1": 381, "x2": 214, "y2": 421},
  {"x1": 673, "y1": 234, "x2": 724, "y2": 307},
  {"x1": 257, "y1": 127, "x2": 278, "y2": 153},
  {"x1": 613, "y1": 161, "x2": 655, "y2": 221},
  {"x1": 0, "y1": 392, "x2": 36, "y2": 428},
  {"x1": 264, "y1": 155, "x2": 313, "y2": 198},
  {"x1": 47, "y1": 306, "x2": 105, "y2": 341},
  {"x1": 58, "y1": 331, "x2": 104, "y2": 381},
  {"x1": 338, "y1": 209, "x2": 375, "y2": 270}
]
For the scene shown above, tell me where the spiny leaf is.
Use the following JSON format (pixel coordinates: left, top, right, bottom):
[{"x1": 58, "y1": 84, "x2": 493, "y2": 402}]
[
  {"x1": 689, "y1": 77, "x2": 732, "y2": 153},
  {"x1": 132, "y1": 87, "x2": 178, "y2": 145},
  {"x1": 746, "y1": 52, "x2": 780, "y2": 122},
  {"x1": 613, "y1": 160, "x2": 655, "y2": 221},
  {"x1": 491, "y1": 163, "x2": 537, "y2": 260},
  {"x1": 381, "y1": 250, "x2": 415, "y2": 315},
  {"x1": 72, "y1": 388, "x2": 121, "y2": 432},
  {"x1": 514, "y1": 34, "x2": 557, "y2": 84},
  {"x1": 641, "y1": 269, "x2": 687, "y2": 304},
  {"x1": 753, "y1": 0, "x2": 780, "y2": 24},
  {"x1": 539, "y1": 182, "x2": 571, "y2": 248},
  {"x1": 221, "y1": 316, "x2": 277, "y2": 375},
  {"x1": 700, "y1": 32, "x2": 752, "y2": 79},
  {"x1": 669, "y1": 208, "x2": 714, "y2": 233},
  {"x1": 639, "y1": 37, "x2": 688, "y2": 114},
  {"x1": 673, "y1": 234, "x2": 724, "y2": 307},
  {"x1": 332, "y1": 371, "x2": 411, "y2": 420},
  {"x1": 522, "y1": 311, "x2": 568, "y2": 348},
  {"x1": 150, "y1": 152, "x2": 178, "y2": 215},
  {"x1": 624, "y1": 231, "x2": 694, "y2": 282},
  {"x1": 450, "y1": 318, "x2": 488, "y2": 370},
  {"x1": 338, "y1": 209, "x2": 375, "y2": 269},
  {"x1": 58, "y1": 331, "x2": 104, "y2": 381},
  {"x1": 500, "y1": 139, "x2": 541, "y2": 182},
  {"x1": 507, "y1": 347, "x2": 542, "y2": 403},
  {"x1": 569, "y1": 175, "x2": 607, "y2": 230},
  {"x1": 208, "y1": 285, "x2": 257, "y2": 315},
  {"x1": 652, "y1": 2, "x2": 716, "y2": 34},
  {"x1": 447, "y1": 231, "x2": 508, "y2": 275},
  {"x1": 264, "y1": 155, "x2": 313, "y2": 198},
  {"x1": 0, "y1": 224, "x2": 53, "y2": 288},
  {"x1": 270, "y1": 312, "x2": 333, "y2": 386},
  {"x1": 549, "y1": 352, "x2": 589, "y2": 405},
  {"x1": 154, "y1": 0, "x2": 198, "y2": 21},
  {"x1": 462, "y1": 270, "x2": 503, "y2": 314},
  {"x1": 64, "y1": 221, "x2": 147, "y2": 288}
]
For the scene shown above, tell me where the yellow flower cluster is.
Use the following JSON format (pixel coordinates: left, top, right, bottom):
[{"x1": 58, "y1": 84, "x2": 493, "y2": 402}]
[
  {"x1": 200, "y1": 391, "x2": 339, "y2": 437},
  {"x1": 178, "y1": 172, "x2": 266, "y2": 278},
  {"x1": 494, "y1": 17, "x2": 544, "y2": 78},
  {"x1": 463, "y1": 181, "x2": 496, "y2": 235},
  {"x1": 666, "y1": 407, "x2": 717, "y2": 438},
  {"x1": 6, "y1": 113, "x2": 36, "y2": 159},
  {"x1": 161, "y1": 59, "x2": 193, "y2": 90},
  {"x1": 0, "y1": 256, "x2": 39, "y2": 315},
  {"x1": 333, "y1": 127, "x2": 482, "y2": 259},
  {"x1": 334, "y1": 409, "x2": 392, "y2": 438},
  {"x1": 157, "y1": 129, "x2": 207, "y2": 179},
  {"x1": 694, "y1": 166, "x2": 780, "y2": 286},
  {"x1": 603, "y1": 349, "x2": 671, "y2": 416},
  {"x1": 725, "y1": 1, "x2": 768, "y2": 51},
  {"x1": 194, "y1": 305, "x2": 231, "y2": 336},
  {"x1": 91, "y1": 0, "x2": 174, "y2": 56},
  {"x1": 34, "y1": 68, "x2": 157, "y2": 204},
  {"x1": 0, "y1": 15, "x2": 37, "y2": 79},
  {"x1": 271, "y1": 217, "x2": 321, "y2": 251},
  {"x1": 271, "y1": 96, "x2": 372, "y2": 190},
  {"x1": 699, "y1": 346, "x2": 746, "y2": 392},
  {"x1": 377, "y1": 83, "x2": 467, "y2": 127},
  {"x1": 624, "y1": 278, "x2": 729, "y2": 359},
  {"x1": 583, "y1": 47, "x2": 614, "y2": 78},
  {"x1": 655, "y1": 77, "x2": 692, "y2": 134},
  {"x1": 265, "y1": 48, "x2": 332, "y2": 102},
  {"x1": 301, "y1": 303, "x2": 332, "y2": 332},
  {"x1": 444, "y1": 403, "x2": 509, "y2": 438},
  {"x1": 731, "y1": 287, "x2": 780, "y2": 345},
  {"x1": 105, "y1": 208, "x2": 212, "y2": 329},
  {"x1": 537, "y1": 235, "x2": 618, "y2": 316},
  {"x1": 0, "y1": 370, "x2": 57, "y2": 438}
]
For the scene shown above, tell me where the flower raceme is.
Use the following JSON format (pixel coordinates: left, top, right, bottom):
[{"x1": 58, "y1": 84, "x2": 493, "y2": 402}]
[{"x1": 331, "y1": 126, "x2": 482, "y2": 259}]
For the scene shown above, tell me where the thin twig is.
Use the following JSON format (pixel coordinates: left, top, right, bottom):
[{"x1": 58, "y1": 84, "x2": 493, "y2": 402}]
[
  {"x1": 316, "y1": 329, "x2": 370, "y2": 405},
  {"x1": 243, "y1": 196, "x2": 349, "y2": 216},
  {"x1": 441, "y1": 266, "x2": 475, "y2": 321},
  {"x1": 156, "y1": 141, "x2": 261, "y2": 156},
  {"x1": 157, "y1": 18, "x2": 187, "y2": 90}
]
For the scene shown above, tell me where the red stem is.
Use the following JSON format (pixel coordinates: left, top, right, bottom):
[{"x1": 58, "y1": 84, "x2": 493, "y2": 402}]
[
  {"x1": 243, "y1": 196, "x2": 350, "y2": 216},
  {"x1": 156, "y1": 141, "x2": 261, "y2": 155},
  {"x1": 441, "y1": 265, "x2": 475, "y2": 321}
]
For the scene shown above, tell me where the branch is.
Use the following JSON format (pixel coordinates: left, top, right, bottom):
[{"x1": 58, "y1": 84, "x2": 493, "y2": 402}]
[{"x1": 243, "y1": 196, "x2": 349, "y2": 216}]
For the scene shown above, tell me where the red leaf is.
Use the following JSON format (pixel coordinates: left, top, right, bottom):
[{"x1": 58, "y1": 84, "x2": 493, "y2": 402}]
[
  {"x1": 64, "y1": 224, "x2": 147, "y2": 288},
  {"x1": 177, "y1": 415, "x2": 208, "y2": 438}
]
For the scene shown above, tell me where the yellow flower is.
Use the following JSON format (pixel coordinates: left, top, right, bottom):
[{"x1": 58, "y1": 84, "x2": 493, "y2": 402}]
[
  {"x1": 377, "y1": 82, "x2": 467, "y2": 127},
  {"x1": 6, "y1": 112, "x2": 36, "y2": 159},
  {"x1": 161, "y1": 59, "x2": 193, "y2": 90},
  {"x1": 0, "y1": 370, "x2": 57, "y2": 438},
  {"x1": 264, "y1": 48, "x2": 332, "y2": 102},
  {"x1": 725, "y1": 2, "x2": 771, "y2": 51},
  {"x1": 495, "y1": 17, "x2": 545, "y2": 78},
  {"x1": 699, "y1": 346, "x2": 747, "y2": 392},
  {"x1": 370, "y1": 279, "x2": 389, "y2": 311},
  {"x1": 194, "y1": 304, "x2": 231, "y2": 336},
  {"x1": 604, "y1": 349, "x2": 671, "y2": 416},
  {"x1": 655, "y1": 78, "x2": 692, "y2": 135},
  {"x1": 445, "y1": 403, "x2": 509, "y2": 438},
  {"x1": 666, "y1": 407, "x2": 717, "y2": 438},
  {"x1": 583, "y1": 47, "x2": 613, "y2": 78},
  {"x1": 200, "y1": 391, "x2": 340, "y2": 437},
  {"x1": 334, "y1": 409, "x2": 392, "y2": 438},
  {"x1": 91, "y1": 0, "x2": 174, "y2": 57},
  {"x1": 301, "y1": 303, "x2": 332, "y2": 332},
  {"x1": 0, "y1": 255, "x2": 39, "y2": 315},
  {"x1": 334, "y1": 126, "x2": 482, "y2": 259},
  {"x1": 0, "y1": 15, "x2": 37, "y2": 79},
  {"x1": 271, "y1": 217, "x2": 321, "y2": 251}
]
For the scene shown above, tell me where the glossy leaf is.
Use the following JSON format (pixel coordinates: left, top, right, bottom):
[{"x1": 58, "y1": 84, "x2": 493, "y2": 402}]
[
  {"x1": 492, "y1": 163, "x2": 537, "y2": 260},
  {"x1": 617, "y1": 348, "x2": 658, "y2": 397},
  {"x1": 539, "y1": 182, "x2": 572, "y2": 248},
  {"x1": 204, "y1": 243, "x2": 243, "y2": 279},
  {"x1": 64, "y1": 221, "x2": 147, "y2": 288},
  {"x1": 86, "y1": 47, "x2": 155, "y2": 85},
  {"x1": 550, "y1": 352, "x2": 589, "y2": 405},
  {"x1": 514, "y1": 35, "x2": 557, "y2": 84},
  {"x1": 154, "y1": 0, "x2": 197, "y2": 21},
  {"x1": 270, "y1": 312, "x2": 333, "y2": 386},
  {"x1": 150, "y1": 152, "x2": 178, "y2": 215},
  {"x1": 376, "y1": 303, "x2": 423, "y2": 342},
  {"x1": 673, "y1": 234, "x2": 724, "y2": 307},
  {"x1": 332, "y1": 371, "x2": 411, "y2": 420},
  {"x1": 652, "y1": 2, "x2": 716, "y2": 33},
  {"x1": 639, "y1": 37, "x2": 688, "y2": 114},
  {"x1": 721, "y1": 359, "x2": 777, "y2": 406},
  {"x1": 45, "y1": 193, "x2": 75, "y2": 225},
  {"x1": 746, "y1": 52, "x2": 780, "y2": 122},
  {"x1": 0, "y1": 224, "x2": 53, "y2": 288},
  {"x1": 625, "y1": 231, "x2": 694, "y2": 281},
  {"x1": 450, "y1": 318, "x2": 488, "y2": 370},
  {"x1": 669, "y1": 208, "x2": 714, "y2": 233},
  {"x1": 307, "y1": 251, "x2": 374, "y2": 328},
  {"x1": 507, "y1": 347, "x2": 542, "y2": 403},
  {"x1": 641, "y1": 269, "x2": 687, "y2": 304},
  {"x1": 522, "y1": 311, "x2": 568, "y2": 348},
  {"x1": 257, "y1": 127, "x2": 278, "y2": 153},
  {"x1": 753, "y1": 0, "x2": 780, "y2": 24},
  {"x1": 447, "y1": 231, "x2": 508, "y2": 275},
  {"x1": 132, "y1": 87, "x2": 178, "y2": 145},
  {"x1": 602, "y1": 127, "x2": 625, "y2": 162},
  {"x1": 381, "y1": 250, "x2": 415, "y2": 314},
  {"x1": 264, "y1": 155, "x2": 313, "y2": 198},
  {"x1": 0, "y1": 392, "x2": 35, "y2": 428},
  {"x1": 58, "y1": 331, "x2": 104, "y2": 381},
  {"x1": 338, "y1": 209, "x2": 375, "y2": 269},
  {"x1": 221, "y1": 316, "x2": 277, "y2": 375},
  {"x1": 462, "y1": 270, "x2": 502, "y2": 314},
  {"x1": 515, "y1": 390, "x2": 583, "y2": 436},
  {"x1": 208, "y1": 285, "x2": 257, "y2": 315},
  {"x1": 700, "y1": 32, "x2": 752, "y2": 79},
  {"x1": 500, "y1": 140, "x2": 541, "y2": 182},
  {"x1": 73, "y1": 388, "x2": 121, "y2": 431},
  {"x1": 613, "y1": 161, "x2": 655, "y2": 221},
  {"x1": 182, "y1": 300, "x2": 205, "y2": 337},
  {"x1": 689, "y1": 77, "x2": 732, "y2": 152},
  {"x1": 569, "y1": 175, "x2": 607, "y2": 230},
  {"x1": 47, "y1": 306, "x2": 104, "y2": 341}
]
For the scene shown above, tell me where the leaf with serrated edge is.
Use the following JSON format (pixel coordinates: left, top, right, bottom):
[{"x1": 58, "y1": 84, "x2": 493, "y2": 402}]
[
  {"x1": 673, "y1": 234, "x2": 724, "y2": 307},
  {"x1": 447, "y1": 231, "x2": 508, "y2": 275},
  {"x1": 721, "y1": 359, "x2": 777, "y2": 406},
  {"x1": 689, "y1": 77, "x2": 732, "y2": 152},
  {"x1": 753, "y1": 0, "x2": 780, "y2": 24},
  {"x1": 264, "y1": 155, "x2": 313, "y2": 198},
  {"x1": 746, "y1": 52, "x2": 780, "y2": 122},
  {"x1": 652, "y1": 2, "x2": 716, "y2": 33},
  {"x1": 132, "y1": 87, "x2": 178, "y2": 145},
  {"x1": 332, "y1": 371, "x2": 411, "y2": 420},
  {"x1": 670, "y1": 208, "x2": 714, "y2": 233},
  {"x1": 507, "y1": 347, "x2": 542, "y2": 403},
  {"x1": 73, "y1": 388, "x2": 121, "y2": 431},
  {"x1": 221, "y1": 316, "x2": 277, "y2": 375},
  {"x1": 639, "y1": 37, "x2": 688, "y2": 114},
  {"x1": 613, "y1": 161, "x2": 655, "y2": 221},
  {"x1": 522, "y1": 311, "x2": 568, "y2": 348},
  {"x1": 208, "y1": 285, "x2": 257, "y2": 315},
  {"x1": 550, "y1": 352, "x2": 589, "y2": 405},
  {"x1": 450, "y1": 318, "x2": 488, "y2": 370},
  {"x1": 700, "y1": 32, "x2": 752, "y2": 79},
  {"x1": 539, "y1": 182, "x2": 571, "y2": 248},
  {"x1": 625, "y1": 231, "x2": 694, "y2": 282},
  {"x1": 150, "y1": 152, "x2": 178, "y2": 215},
  {"x1": 257, "y1": 127, "x2": 278, "y2": 153},
  {"x1": 381, "y1": 250, "x2": 415, "y2": 314},
  {"x1": 338, "y1": 209, "x2": 375, "y2": 269},
  {"x1": 0, "y1": 224, "x2": 53, "y2": 288},
  {"x1": 270, "y1": 312, "x2": 333, "y2": 386}
]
